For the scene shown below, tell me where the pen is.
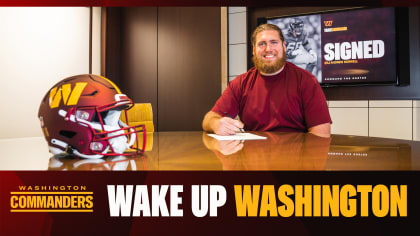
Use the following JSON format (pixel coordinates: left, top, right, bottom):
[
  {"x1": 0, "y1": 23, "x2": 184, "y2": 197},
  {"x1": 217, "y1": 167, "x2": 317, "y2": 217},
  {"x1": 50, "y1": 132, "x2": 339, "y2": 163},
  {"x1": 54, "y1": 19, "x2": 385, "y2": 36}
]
[{"x1": 224, "y1": 112, "x2": 245, "y2": 133}]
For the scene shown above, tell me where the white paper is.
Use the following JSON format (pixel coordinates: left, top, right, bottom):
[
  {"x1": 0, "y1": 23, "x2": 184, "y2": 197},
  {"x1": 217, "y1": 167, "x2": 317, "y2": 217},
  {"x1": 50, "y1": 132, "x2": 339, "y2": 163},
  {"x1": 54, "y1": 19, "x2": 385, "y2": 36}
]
[{"x1": 207, "y1": 133, "x2": 267, "y2": 141}]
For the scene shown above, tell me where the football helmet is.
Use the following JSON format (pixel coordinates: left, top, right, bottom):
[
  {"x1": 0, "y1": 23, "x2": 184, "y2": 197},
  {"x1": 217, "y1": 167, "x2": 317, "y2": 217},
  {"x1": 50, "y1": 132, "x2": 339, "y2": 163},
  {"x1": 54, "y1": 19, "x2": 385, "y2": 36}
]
[
  {"x1": 289, "y1": 18, "x2": 304, "y2": 36},
  {"x1": 38, "y1": 74, "x2": 146, "y2": 159}
]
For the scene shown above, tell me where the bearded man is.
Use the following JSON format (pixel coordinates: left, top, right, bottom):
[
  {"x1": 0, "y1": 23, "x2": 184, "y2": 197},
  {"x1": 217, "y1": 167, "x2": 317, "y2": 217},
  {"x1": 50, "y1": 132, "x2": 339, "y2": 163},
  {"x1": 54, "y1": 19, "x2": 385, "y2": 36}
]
[{"x1": 202, "y1": 24, "x2": 331, "y2": 136}]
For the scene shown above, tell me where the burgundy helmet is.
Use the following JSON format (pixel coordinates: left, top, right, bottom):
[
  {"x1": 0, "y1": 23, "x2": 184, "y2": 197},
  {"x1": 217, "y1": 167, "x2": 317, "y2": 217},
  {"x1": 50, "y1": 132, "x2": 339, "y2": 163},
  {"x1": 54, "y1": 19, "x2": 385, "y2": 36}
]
[{"x1": 38, "y1": 74, "x2": 146, "y2": 159}]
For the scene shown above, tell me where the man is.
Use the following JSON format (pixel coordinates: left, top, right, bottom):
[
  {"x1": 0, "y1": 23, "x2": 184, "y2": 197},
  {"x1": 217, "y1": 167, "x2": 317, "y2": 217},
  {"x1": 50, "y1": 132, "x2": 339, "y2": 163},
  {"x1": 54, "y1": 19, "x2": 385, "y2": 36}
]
[
  {"x1": 202, "y1": 24, "x2": 331, "y2": 137},
  {"x1": 284, "y1": 18, "x2": 318, "y2": 74}
]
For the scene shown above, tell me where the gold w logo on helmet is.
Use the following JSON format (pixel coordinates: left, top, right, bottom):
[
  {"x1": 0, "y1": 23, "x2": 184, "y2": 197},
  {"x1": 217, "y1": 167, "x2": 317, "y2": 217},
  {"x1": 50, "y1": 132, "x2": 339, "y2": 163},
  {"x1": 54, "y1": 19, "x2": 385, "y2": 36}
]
[{"x1": 49, "y1": 82, "x2": 87, "y2": 108}]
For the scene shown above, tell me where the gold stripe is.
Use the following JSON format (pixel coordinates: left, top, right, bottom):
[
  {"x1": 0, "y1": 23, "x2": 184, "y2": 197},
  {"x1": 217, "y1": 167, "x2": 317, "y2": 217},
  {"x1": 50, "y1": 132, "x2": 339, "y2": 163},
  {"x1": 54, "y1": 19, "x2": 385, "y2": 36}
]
[
  {"x1": 61, "y1": 83, "x2": 72, "y2": 104},
  {"x1": 331, "y1": 27, "x2": 348, "y2": 32},
  {"x1": 99, "y1": 75, "x2": 121, "y2": 94},
  {"x1": 11, "y1": 192, "x2": 93, "y2": 194},
  {"x1": 11, "y1": 210, "x2": 93, "y2": 212},
  {"x1": 49, "y1": 87, "x2": 61, "y2": 109},
  {"x1": 67, "y1": 82, "x2": 87, "y2": 106}
]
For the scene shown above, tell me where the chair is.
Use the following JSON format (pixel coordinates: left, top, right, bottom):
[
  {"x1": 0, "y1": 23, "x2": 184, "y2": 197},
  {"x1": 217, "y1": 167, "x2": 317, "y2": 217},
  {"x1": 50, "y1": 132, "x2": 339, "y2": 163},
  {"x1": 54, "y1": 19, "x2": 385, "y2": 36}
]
[{"x1": 120, "y1": 103, "x2": 154, "y2": 151}]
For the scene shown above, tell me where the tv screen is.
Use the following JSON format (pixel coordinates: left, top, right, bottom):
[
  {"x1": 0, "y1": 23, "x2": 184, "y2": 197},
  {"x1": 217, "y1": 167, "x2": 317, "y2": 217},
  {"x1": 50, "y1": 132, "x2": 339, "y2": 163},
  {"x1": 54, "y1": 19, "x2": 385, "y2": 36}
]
[{"x1": 266, "y1": 7, "x2": 398, "y2": 87}]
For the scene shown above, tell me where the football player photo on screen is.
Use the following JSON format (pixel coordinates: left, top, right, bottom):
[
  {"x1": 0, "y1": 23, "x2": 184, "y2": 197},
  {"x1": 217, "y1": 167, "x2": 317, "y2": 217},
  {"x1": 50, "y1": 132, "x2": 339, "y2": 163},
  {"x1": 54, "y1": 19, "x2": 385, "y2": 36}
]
[{"x1": 268, "y1": 15, "x2": 322, "y2": 82}]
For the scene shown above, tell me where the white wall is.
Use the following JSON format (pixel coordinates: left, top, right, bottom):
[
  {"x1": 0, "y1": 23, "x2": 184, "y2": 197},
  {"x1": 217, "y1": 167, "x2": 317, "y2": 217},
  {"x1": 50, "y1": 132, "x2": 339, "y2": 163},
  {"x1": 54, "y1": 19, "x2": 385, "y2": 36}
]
[
  {"x1": 92, "y1": 7, "x2": 102, "y2": 75},
  {"x1": 227, "y1": 7, "x2": 420, "y2": 141},
  {"x1": 0, "y1": 7, "x2": 99, "y2": 139},
  {"x1": 228, "y1": 7, "x2": 247, "y2": 82}
]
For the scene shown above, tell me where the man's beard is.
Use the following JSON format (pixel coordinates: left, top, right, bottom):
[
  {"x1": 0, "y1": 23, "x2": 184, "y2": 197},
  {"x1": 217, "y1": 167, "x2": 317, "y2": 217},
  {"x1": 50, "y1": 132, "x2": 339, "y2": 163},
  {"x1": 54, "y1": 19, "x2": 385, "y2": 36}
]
[{"x1": 253, "y1": 51, "x2": 286, "y2": 74}]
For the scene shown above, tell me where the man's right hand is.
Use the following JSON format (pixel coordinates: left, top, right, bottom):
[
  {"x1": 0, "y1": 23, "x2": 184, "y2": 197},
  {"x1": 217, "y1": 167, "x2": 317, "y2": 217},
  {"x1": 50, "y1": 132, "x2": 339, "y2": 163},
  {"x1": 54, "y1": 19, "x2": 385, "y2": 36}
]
[
  {"x1": 214, "y1": 117, "x2": 244, "y2": 135},
  {"x1": 202, "y1": 111, "x2": 244, "y2": 136}
]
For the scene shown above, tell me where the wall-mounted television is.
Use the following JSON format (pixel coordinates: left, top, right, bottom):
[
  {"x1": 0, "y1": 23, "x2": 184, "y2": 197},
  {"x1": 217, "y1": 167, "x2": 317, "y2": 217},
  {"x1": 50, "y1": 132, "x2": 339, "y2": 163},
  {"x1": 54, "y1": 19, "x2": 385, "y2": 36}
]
[{"x1": 260, "y1": 7, "x2": 409, "y2": 87}]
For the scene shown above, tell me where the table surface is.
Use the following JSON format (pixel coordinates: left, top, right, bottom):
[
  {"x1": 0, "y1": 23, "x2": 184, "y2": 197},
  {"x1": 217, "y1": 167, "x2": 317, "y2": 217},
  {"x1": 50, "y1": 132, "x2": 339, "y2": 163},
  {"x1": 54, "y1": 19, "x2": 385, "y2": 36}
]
[{"x1": 2, "y1": 131, "x2": 420, "y2": 171}]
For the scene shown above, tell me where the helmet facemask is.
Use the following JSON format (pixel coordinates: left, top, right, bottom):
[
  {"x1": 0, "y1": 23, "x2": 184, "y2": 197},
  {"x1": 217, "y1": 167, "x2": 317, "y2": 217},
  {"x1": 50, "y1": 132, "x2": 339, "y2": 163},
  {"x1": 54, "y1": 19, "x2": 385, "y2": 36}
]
[{"x1": 57, "y1": 95, "x2": 146, "y2": 159}]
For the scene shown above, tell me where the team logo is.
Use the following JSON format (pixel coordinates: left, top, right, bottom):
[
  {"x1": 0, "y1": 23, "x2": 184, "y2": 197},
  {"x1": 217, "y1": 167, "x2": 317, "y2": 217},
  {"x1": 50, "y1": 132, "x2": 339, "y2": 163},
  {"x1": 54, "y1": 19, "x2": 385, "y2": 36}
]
[
  {"x1": 49, "y1": 82, "x2": 87, "y2": 108},
  {"x1": 10, "y1": 185, "x2": 93, "y2": 213}
]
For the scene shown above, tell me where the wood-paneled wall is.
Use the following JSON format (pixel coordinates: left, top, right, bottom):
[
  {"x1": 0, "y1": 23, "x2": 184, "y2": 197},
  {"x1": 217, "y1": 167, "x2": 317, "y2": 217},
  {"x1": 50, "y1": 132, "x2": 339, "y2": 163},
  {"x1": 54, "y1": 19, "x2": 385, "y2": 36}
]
[{"x1": 103, "y1": 7, "x2": 221, "y2": 131}]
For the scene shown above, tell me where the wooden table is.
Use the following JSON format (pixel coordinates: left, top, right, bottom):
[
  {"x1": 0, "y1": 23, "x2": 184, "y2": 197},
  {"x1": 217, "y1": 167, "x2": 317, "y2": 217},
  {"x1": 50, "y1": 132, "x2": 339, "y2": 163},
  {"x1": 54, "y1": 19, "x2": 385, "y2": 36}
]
[{"x1": 44, "y1": 131, "x2": 420, "y2": 171}]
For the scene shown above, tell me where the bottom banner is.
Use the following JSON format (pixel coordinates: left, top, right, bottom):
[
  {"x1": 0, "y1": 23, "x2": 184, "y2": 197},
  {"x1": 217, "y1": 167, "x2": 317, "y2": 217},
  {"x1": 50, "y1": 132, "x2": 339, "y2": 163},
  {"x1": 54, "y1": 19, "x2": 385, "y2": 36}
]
[{"x1": 1, "y1": 171, "x2": 418, "y2": 235}]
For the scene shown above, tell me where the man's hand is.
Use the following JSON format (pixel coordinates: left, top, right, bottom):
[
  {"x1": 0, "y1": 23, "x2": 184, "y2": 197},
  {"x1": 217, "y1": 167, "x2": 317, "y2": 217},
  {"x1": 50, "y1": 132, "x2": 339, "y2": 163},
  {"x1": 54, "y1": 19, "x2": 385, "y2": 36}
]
[
  {"x1": 214, "y1": 117, "x2": 244, "y2": 135},
  {"x1": 202, "y1": 111, "x2": 244, "y2": 135}
]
